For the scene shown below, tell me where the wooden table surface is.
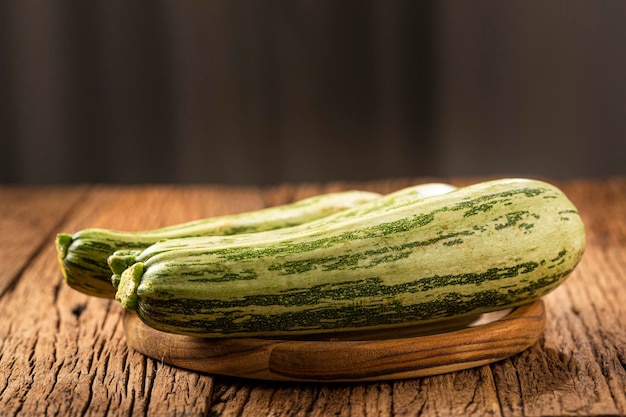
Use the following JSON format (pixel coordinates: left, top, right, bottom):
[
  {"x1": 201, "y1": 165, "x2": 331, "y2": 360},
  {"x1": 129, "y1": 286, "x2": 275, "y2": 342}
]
[{"x1": 0, "y1": 178, "x2": 624, "y2": 417}]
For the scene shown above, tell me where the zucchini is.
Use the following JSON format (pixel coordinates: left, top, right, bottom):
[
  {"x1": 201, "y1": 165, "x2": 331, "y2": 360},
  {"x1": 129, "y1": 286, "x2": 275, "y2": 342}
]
[
  {"x1": 115, "y1": 178, "x2": 585, "y2": 338},
  {"x1": 56, "y1": 190, "x2": 382, "y2": 298},
  {"x1": 108, "y1": 182, "x2": 458, "y2": 285}
]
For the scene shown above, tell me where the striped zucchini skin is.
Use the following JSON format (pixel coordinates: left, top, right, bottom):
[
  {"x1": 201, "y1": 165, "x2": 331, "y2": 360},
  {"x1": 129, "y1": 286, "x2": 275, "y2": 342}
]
[
  {"x1": 108, "y1": 182, "x2": 458, "y2": 283},
  {"x1": 116, "y1": 179, "x2": 585, "y2": 338},
  {"x1": 56, "y1": 190, "x2": 382, "y2": 298}
]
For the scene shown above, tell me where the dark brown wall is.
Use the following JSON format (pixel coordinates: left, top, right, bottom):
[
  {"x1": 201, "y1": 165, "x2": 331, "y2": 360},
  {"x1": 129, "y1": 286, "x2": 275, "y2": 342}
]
[{"x1": 1, "y1": 1, "x2": 624, "y2": 184}]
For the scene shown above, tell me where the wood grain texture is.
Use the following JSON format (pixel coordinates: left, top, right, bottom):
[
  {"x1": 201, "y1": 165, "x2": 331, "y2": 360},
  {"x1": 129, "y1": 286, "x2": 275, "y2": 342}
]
[
  {"x1": 0, "y1": 178, "x2": 624, "y2": 416},
  {"x1": 0, "y1": 186, "x2": 87, "y2": 296},
  {"x1": 123, "y1": 301, "x2": 544, "y2": 382}
]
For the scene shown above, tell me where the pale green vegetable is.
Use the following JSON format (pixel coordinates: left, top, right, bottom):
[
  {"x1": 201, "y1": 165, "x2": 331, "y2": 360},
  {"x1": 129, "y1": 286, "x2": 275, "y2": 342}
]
[
  {"x1": 114, "y1": 179, "x2": 585, "y2": 339},
  {"x1": 57, "y1": 190, "x2": 382, "y2": 298}
]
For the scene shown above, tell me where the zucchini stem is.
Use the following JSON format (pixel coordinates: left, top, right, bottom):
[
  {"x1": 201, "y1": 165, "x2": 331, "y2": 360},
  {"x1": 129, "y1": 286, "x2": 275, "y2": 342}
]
[
  {"x1": 108, "y1": 250, "x2": 141, "y2": 288},
  {"x1": 116, "y1": 262, "x2": 144, "y2": 312},
  {"x1": 55, "y1": 233, "x2": 72, "y2": 261}
]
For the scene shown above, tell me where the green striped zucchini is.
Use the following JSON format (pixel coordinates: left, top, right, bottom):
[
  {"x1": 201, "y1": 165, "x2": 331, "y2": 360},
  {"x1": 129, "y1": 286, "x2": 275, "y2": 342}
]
[
  {"x1": 115, "y1": 178, "x2": 585, "y2": 338},
  {"x1": 56, "y1": 190, "x2": 382, "y2": 298},
  {"x1": 108, "y1": 182, "x2": 458, "y2": 285}
]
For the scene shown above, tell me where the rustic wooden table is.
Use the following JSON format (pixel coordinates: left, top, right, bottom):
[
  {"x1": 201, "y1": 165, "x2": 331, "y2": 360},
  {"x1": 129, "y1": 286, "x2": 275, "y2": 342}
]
[{"x1": 0, "y1": 178, "x2": 624, "y2": 417}]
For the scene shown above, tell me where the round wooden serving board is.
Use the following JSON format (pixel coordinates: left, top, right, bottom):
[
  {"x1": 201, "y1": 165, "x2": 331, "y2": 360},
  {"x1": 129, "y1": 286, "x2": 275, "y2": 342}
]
[{"x1": 123, "y1": 300, "x2": 545, "y2": 382}]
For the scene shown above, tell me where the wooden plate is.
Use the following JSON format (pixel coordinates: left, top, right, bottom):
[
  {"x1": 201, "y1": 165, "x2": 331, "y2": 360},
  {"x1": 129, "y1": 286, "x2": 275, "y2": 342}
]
[{"x1": 123, "y1": 300, "x2": 545, "y2": 382}]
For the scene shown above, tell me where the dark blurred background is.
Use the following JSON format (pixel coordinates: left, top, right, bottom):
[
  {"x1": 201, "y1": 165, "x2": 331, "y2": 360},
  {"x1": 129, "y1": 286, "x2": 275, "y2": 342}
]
[{"x1": 1, "y1": 0, "x2": 625, "y2": 185}]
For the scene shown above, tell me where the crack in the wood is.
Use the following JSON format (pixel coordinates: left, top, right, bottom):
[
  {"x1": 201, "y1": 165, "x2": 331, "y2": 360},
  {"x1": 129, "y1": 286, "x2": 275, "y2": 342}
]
[
  {"x1": 98, "y1": 299, "x2": 118, "y2": 333},
  {"x1": 12, "y1": 396, "x2": 27, "y2": 417},
  {"x1": 0, "y1": 185, "x2": 93, "y2": 300},
  {"x1": 77, "y1": 370, "x2": 98, "y2": 417},
  {"x1": 512, "y1": 357, "x2": 526, "y2": 416},
  {"x1": 52, "y1": 281, "x2": 62, "y2": 307},
  {"x1": 94, "y1": 336, "x2": 106, "y2": 364},
  {"x1": 392, "y1": 379, "x2": 427, "y2": 417},
  {"x1": 388, "y1": 382, "x2": 396, "y2": 417},
  {"x1": 413, "y1": 394, "x2": 427, "y2": 417},
  {"x1": 99, "y1": 396, "x2": 113, "y2": 417},
  {"x1": 302, "y1": 385, "x2": 321, "y2": 416},
  {"x1": 0, "y1": 372, "x2": 10, "y2": 404},
  {"x1": 2, "y1": 188, "x2": 93, "y2": 417},
  {"x1": 141, "y1": 356, "x2": 157, "y2": 417},
  {"x1": 490, "y1": 361, "x2": 514, "y2": 417},
  {"x1": 126, "y1": 390, "x2": 136, "y2": 417},
  {"x1": 564, "y1": 283, "x2": 623, "y2": 414},
  {"x1": 70, "y1": 302, "x2": 87, "y2": 319},
  {"x1": 618, "y1": 351, "x2": 626, "y2": 375},
  {"x1": 463, "y1": 373, "x2": 485, "y2": 416},
  {"x1": 0, "y1": 242, "x2": 56, "y2": 301},
  {"x1": 139, "y1": 356, "x2": 148, "y2": 399},
  {"x1": 0, "y1": 321, "x2": 12, "y2": 363},
  {"x1": 11, "y1": 341, "x2": 36, "y2": 417},
  {"x1": 81, "y1": 335, "x2": 95, "y2": 374},
  {"x1": 89, "y1": 347, "x2": 109, "y2": 415},
  {"x1": 43, "y1": 360, "x2": 64, "y2": 410},
  {"x1": 202, "y1": 377, "x2": 217, "y2": 415},
  {"x1": 27, "y1": 336, "x2": 38, "y2": 367},
  {"x1": 234, "y1": 384, "x2": 252, "y2": 417},
  {"x1": 382, "y1": 382, "x2": 392, "y2": 417},
  {"x1": 341, "y1": 385, "x2": 356, "y2": 416},
  {"x1": 121, "y1": 353, "x2": 132, "y2": 401},
  {"x1": 598, "y1": 328, "x2": 626, "y2": 416},
  {"x1": 208, "y1": 380, "x2": 252, "y2": 417},
  {"x1": 479, "y1": 366, "x2": 502, "y2": 417},
  {"x1": 49, "y1": 287, "x2": 63, "y2": 400}
]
